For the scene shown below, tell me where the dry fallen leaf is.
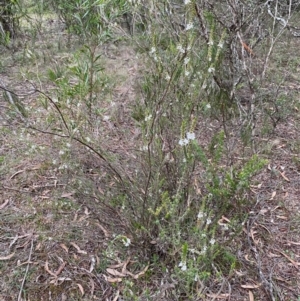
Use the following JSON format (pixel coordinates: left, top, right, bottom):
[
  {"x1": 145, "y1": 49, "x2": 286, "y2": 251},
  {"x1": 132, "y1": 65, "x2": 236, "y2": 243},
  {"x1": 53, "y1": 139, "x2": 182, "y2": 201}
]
[
  {"x1": 0, "y1": 199, "x2": 9, "y2": 210},
  {"x1": 206, "y1": 293, "x2": 230, "y2": 299},
  {"x1": 121, "y1": 257, "x2": 131, "y2": 274},
  {"x1": 70, "y1": 242, "x2": 87, "y2": 254},
  {"x1": 45, "y1": 261, "x2": 57, "y2": 277},
  {"x1": 10, "y1": 169, "x2": 25, "y2": 179},
  {"x1": 96, "y1": 223, "x2": 109, "y2": 238},
  {"x1": 132, "y1": 265, "x2": 149, "y2": 279},
  {"x1": 275, "y1": 249, "x2": 300, "y2": 269},
  {"x1": 61, "y1": 192, "x2": 75, "y2": 199},
  {"x1": 106, "y1": 268, "x2": 126, "y2": 277},
  {"x1": 103, "y1": 275, "x2": 122, "y2": 283},
  {"x1": 276, "y1": 215, "x2": 288, "y2": 220},
  {"x1": 279, "y1": 171, "x2": 290, "y2": 182},
  {"x1": 241, "y1": 283, "x2": 261, "y2": 289},
  {"x1": 270, "y1": 191, "x2": 276, "y2": 200},
  {"x1": 0, "y1": 252, "x2": 15, "y2": 260},
  {"x1": 249, "y1": 290, "x2": 254, "y2": 301},
  {"x1": 286, "y1": 240, "x2": 300, "y2": 246},
  {"x1": 55, "y1": 262, "x2": 66, "y2": 276},
  {"x1": 77, "y1": 283, "x2": 84, "y2": 296},
  {"x1": 60, "y1": 243, "x2": 69, "y2": 253}
]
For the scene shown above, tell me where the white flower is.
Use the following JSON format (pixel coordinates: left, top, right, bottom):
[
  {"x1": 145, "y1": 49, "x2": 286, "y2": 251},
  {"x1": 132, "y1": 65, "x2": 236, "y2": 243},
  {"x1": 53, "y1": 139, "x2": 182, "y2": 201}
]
[
  {"x1": 197, "y1": 211, "x2": 204, "y2": 219},
  {"x1": 205, "y1": 103, "x2": 211, "y2": 109},
  {"x1": 208, "y1": 40, "x2": 214, "y2": 46},
  {"x1": 210, "y1": 238, "x2": 216, "y2": 245},
  {"x1": 145, "y1": 114, "x2": 152, "y2": 121},
  {"x1": 186, "y1": 23, "x2": 193, "y2": 31},
  {"x1": 179, "y1": 261, "x2": 187, "y2": 271},
  {"x1": 185, "y1": 71, "x2": 190, "y2": 77},
  {"x1": 201, "y1": 245, "x2": 207, "y2": 254},
  {"x1": 177, "y1": 44, "x2": 185, "y2": 53},
  {"x1": 59, "y1": 150, "x2": 65, "y2": 155},
  {"x1": 206, "y1": 218, "x2": 212, "y2": 225},
  {"x1": 179, "y1": 138, "x2": 189, "y2": 146},
  {"x1": 165, "y1": 74, "x2": 171, "y2": 80},
  {"x1": 186, "y1": 132, "x2": 195, "y2": 140},
  {"x1": 184, "y1": 57, "x2": 190, "y2": 65},
  {"x1": 150, "y1": 46, "x2": 156, "y2": 54},
  {"x1": 184, "y1": 0, "x2": 190, "y2": 4},
  {"x1": 218, "y1": 42, "x2": 224, "y2": 48},
  {"x1": 208, "y1": 67, "x2": 215, "y2": 73},
  {"x1": 66, "y1": 143, "x2": 71, "y2": 148},
  {"x1": 122, "y1": 237, "x2": 131, "y2": 247},
  {"x1": 86, "y1": 137, "x2": 91, "y2": 143},
  {"x1": 222, "y1": 224, "x2": 229, "y2": 231}
]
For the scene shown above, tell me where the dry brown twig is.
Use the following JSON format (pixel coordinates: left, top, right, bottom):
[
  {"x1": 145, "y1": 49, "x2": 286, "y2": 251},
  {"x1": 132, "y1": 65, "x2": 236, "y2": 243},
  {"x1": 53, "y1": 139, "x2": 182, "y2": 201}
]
[{"x1": 18, "y1": 238, "x2": 34, "y2": 301}]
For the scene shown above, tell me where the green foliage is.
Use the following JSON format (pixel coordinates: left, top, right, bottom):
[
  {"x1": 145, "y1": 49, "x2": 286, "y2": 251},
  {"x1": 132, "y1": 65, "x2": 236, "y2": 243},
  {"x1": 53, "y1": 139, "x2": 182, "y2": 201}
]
[{"x1": 49, "y1": 0, "x2": 128, "y2": 41}]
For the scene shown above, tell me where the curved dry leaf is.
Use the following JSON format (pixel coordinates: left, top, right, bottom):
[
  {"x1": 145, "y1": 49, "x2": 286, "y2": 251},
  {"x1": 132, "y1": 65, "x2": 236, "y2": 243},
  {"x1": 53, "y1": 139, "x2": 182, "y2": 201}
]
[
  {"x1": 60, "y1": 243, "x2": 69, "y2": 253},
  {"x1": 10, "y1": 169, "x2": 25, "y2": 179},
  {"x1": 45, "y1": 261, "x2": 57, "y2": 277},
  {"x1": 55, "y1": 262, "x2": 66, "y2": 276},
  {"x1": 96, "y1": 222, "x2": 109, "y2": 238},
  {"x1": 276, "y1": 249, "x2": 300, "y2": 269},
  {"x1": 0, "y1": 252, "x2": 15, "y2": 260},
  {"x1": 121, "y1": 257, "x2": 131, "y2": 274},
  {"x1": 70, "y1": 242, "x2": 87, "y2": 254},
  {"x1": 104, "y1": 275, "x2": 122, "y2": 283},
  {"x1": 77, "y1": 283, "x2": 84, "y2": 296},
  {"x1": 270, "y1": 191, "x2": 276, "y2": 200},
  {"x1": 249, "y1": 290, "x2": 254, "y2": 301},
  {"x1": 132, "y1": 265, "x2": 149, "y2": 279},
  {"x1": 279, "y1": 171, "x2": 290, "y2": 182},
  {"x1": 241, "y1": 283, "x2": 261, "y2": 289},
  {"x1": 286, "y1": 240, "x2": 300, "y2": 246},
  {"x1": 206, "y1": 293, "x2": 230, "y2": 299},
  {"x1": 106, "y1": 268, "x2": 126, "y2": 277},
  {"x1": 0, "y1": 199, "x2": 9, "y2": 210}
]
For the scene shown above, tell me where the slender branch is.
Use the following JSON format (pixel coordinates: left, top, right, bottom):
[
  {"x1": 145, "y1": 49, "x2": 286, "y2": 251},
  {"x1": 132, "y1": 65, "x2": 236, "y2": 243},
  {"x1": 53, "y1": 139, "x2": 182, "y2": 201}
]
[{"x1": 18, "y1": 239, "x2": 34, "y2": 301}]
